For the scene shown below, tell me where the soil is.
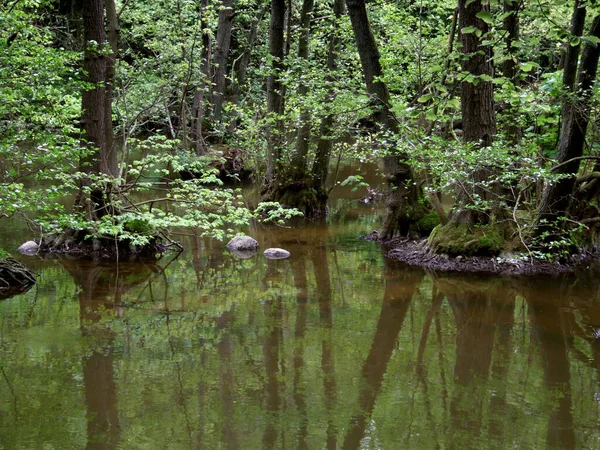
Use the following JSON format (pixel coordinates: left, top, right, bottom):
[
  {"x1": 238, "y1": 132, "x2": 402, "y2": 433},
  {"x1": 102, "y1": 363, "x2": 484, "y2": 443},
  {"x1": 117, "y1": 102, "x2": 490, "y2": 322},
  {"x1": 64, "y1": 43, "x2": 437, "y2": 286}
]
[{"x1": 368, "y1": 235, "x2": 596, "y2": 275}]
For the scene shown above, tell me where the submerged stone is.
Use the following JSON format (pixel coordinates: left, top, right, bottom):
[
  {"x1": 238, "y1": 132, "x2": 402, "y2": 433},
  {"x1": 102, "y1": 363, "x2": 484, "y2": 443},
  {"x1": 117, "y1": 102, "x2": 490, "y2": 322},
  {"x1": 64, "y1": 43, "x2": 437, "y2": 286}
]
[
  {"x1": 263, "y1": 248, "x2": 290, "y2": 259},
  {"x1": 226, "y1": 236, "x2": 259, "y2": 252},
  {"x1": 18, "y1": 241, "x2": 39, "y2": 255}
]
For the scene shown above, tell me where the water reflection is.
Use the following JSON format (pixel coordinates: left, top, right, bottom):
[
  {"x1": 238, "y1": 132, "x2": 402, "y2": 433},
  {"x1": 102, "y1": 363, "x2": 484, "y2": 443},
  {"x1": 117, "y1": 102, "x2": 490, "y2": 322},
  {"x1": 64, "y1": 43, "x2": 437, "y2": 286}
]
[
  {"x1": 1, "y1": 222, "x2": 600, "y2": 449},
  {"x1": 61, "y1": 258, "x2": 160, "y2": 449},
  {"x1": 342, "y1": 262, "x2": 423, "y2": 449}
]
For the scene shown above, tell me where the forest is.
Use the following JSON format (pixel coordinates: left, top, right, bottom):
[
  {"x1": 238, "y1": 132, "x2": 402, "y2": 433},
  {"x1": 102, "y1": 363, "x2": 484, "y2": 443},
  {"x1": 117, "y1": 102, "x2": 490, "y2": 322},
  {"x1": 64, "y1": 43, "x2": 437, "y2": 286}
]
[
  {"x1": 2, "y1": 0, "x2": 600, "y2": 265},
  {"x1": 3, "y1": 1, "x2": 600, "y2": 448}
]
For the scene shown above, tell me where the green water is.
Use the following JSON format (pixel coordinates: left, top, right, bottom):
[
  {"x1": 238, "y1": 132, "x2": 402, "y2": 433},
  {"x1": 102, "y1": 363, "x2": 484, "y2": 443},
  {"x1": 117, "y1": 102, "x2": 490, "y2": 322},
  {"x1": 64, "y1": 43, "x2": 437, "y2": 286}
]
[{"x1": 1, "y1": 190, "x2": 600, "y2": 449}]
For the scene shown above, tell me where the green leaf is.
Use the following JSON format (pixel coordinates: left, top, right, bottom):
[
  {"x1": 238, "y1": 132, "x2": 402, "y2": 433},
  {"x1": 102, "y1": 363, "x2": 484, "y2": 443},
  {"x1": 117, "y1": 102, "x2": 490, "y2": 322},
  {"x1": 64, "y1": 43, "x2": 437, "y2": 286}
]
[
  {"x1": 475, "y1": 11, "x2": 493, "y2": 24},
  {"x1": 461, "y1": 26, "x2": 477, "y2": 34},
  {"x1": 417, "y1": 94, "x2": 433, "y2": 103}
]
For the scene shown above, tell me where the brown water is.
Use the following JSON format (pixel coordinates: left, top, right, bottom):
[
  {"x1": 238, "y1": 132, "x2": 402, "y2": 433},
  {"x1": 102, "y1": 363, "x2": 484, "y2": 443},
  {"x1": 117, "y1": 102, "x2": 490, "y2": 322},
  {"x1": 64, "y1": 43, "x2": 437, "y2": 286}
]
[{"x1": 1, "y1": 177, "x2": 600, "y2": 449}]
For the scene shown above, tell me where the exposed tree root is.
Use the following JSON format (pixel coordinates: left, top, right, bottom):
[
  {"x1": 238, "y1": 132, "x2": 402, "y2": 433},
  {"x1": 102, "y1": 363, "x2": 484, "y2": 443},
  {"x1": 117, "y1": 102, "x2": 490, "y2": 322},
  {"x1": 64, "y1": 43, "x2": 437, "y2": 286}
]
[{"x1": 0, "y1": 258, "x2": 36, "y2": 300}]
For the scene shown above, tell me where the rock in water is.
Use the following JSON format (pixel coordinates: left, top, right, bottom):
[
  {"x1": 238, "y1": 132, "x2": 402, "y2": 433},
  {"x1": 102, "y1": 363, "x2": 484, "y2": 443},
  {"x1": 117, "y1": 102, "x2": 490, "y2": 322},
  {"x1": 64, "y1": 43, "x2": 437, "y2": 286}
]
[
  {"x1": 263, "y1": 248, "x2": 290, "y2": 259},
  {"x1": 226, "y1": 236, "x2": 259, "y2": 252},
  {"x1": 18, "y1": 241, "x2": 39, "y2": 255}
]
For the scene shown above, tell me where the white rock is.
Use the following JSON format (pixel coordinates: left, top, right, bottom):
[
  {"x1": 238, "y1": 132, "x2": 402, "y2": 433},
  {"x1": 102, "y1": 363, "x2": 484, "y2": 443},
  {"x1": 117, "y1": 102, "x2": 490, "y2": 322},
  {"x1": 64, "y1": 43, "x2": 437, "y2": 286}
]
[
  {"x1": 18, "y1": 241, "x2": 39, "y2": 255},
  {"x1": 263, "y1": 248, "x2": 290, "y2": 259}
]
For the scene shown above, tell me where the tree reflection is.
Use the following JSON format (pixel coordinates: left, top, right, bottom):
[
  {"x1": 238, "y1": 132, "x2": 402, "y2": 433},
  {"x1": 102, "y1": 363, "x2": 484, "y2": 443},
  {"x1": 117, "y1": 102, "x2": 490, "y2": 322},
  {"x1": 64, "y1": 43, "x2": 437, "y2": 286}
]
[
  {"x1": 434, "y1": 276, "x2": 516, "y2": 450},
  {"x1": 342, "y1": 259, "x2": 423, "y2": 450},
  {"x1": 60, "y1": 258, "x2": 160, "y2": 450},
  {"x1": 524, "y1": 278, "x2": 575, "y2": 450}
]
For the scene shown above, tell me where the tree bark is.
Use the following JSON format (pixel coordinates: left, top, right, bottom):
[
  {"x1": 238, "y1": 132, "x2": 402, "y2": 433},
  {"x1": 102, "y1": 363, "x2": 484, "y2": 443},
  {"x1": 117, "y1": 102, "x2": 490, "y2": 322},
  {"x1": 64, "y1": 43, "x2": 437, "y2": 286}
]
[
  {"x1": 346, "y1": 0, "x2": 423, "y2": 239},
  {"x1": 449, "y1": 0, "x2": 496, "y2": 225},
  {"x1": 80, "y1": 0, "x2": 108, "y2": 220}
]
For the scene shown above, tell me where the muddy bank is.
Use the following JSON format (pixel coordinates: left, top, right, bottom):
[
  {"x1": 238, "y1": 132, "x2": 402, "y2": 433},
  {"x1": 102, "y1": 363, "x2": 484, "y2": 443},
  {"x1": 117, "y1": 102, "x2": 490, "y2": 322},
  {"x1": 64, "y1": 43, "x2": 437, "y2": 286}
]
[{"x1": 376, "y1": 238, "x2": 595, "y2": 275}]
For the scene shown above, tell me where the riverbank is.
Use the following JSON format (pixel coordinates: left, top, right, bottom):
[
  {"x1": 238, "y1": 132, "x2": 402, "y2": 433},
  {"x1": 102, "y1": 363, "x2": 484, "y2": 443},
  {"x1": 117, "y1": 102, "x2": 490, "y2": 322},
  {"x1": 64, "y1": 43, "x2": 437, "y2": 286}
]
[{"x1": 379, "y1": 237, "x2": 596, "y2": 275}]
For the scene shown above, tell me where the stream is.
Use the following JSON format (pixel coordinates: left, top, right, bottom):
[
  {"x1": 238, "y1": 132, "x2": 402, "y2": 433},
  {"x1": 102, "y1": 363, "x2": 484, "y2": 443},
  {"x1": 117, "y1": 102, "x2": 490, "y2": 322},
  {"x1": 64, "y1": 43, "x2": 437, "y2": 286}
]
[{"x1": 1, "y1": 166, "x2": 599, "y2": 449}]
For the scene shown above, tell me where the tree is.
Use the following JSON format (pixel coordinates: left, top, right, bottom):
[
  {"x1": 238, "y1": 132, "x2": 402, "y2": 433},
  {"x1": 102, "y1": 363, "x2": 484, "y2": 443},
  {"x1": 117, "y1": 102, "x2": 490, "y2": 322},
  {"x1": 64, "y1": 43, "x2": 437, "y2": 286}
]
[
  {"x1": 77, "y1": 0, "x2": 111, "y2": 221},
  {"x1": 345, "y1": 0, "x2": 425, "y2": 238},
  {"x1": 536, "y1": 10, "x2": 600, "y2": 241},
  {"x1": 429, "y1": 0, "x2": 503, "y2": 256}
]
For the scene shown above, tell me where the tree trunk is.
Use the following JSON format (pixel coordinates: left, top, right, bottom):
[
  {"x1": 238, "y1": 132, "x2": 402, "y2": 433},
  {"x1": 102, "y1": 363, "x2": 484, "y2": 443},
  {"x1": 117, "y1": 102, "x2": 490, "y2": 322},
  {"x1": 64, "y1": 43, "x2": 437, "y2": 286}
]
[
  {"x1": 449, "y1": 0, "x2": 496, "y2": 225},
  {"x1": 536, "y1": 14, "x2": 600, "y2": 233},
  {"x1": 235, "y1": 4, "x2": 268, "y2": 89},
  {"x1": 502, "y1": 0, "x2": 522, "y2": 143},
  {"x1": 104, "y1": 0, "x2": 119, "y2": 178},
  {"x1": 346, "y1": 0, "x2": 424, "y2": 239},
  {"x1": 79, "y1": 0, "x2": 108, "y2": 220},
  {"x1": 211, "y1": 0, "x2": 234, "y2": 123},
  {"x1": 312, "y1": 0, "x2": 346, "y2": 194},
  {"x1": 290, "y1": 0, "x2": 315, "y2": 179},
  {"x1": 265, "y1": 0, "x2": 286, "y2": 182},
  {"x1": 192, "y1": 0, "x2": 211, "y2": 155}
]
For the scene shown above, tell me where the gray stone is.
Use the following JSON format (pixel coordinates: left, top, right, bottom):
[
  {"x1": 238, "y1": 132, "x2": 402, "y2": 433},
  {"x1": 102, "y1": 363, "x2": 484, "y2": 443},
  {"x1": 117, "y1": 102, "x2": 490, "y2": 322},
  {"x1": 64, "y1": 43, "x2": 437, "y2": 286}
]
[
  {"x1": 18, "y1": 240, "x2": 39, "y2": 255},
  {"x1": 226, "y1": 235, "x2": 259, "y2": 252},
  {"x1": 263, "y1": 248, "x2": 290, "y2": 259}
]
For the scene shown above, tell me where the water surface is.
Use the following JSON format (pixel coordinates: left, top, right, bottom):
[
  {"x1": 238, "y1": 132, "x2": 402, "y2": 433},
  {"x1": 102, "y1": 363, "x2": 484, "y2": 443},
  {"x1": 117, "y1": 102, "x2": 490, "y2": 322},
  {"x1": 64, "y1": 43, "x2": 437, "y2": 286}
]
[{"x1": 1, "y1": 183, "x2": 600, "y2": 449}]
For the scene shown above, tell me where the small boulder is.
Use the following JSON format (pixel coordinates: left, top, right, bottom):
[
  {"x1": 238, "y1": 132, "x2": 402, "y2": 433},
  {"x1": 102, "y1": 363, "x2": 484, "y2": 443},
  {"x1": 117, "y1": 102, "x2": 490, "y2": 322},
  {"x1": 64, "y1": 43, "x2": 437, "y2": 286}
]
[
  {"x1": 18, "y1": 241, "x2": 39, "y2": 255},
  {"x1": 263, "y1": 248, "x2": 290, "y2": 259},
  {"x1": 226, "y1": 236, "x2": 259, "y2": 253}
]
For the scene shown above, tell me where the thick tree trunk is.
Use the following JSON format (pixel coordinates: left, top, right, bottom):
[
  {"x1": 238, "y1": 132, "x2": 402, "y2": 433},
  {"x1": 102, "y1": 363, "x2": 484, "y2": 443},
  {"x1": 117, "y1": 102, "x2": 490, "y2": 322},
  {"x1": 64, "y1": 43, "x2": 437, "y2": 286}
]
[
  {"x1": 80, "y1": 0, "x2": 108, "y2": 220},
  {"x1": 211, "y1": 0, "x2": 234, "y2": 122},
  {"x1": 265, "y1": 0, "x2": 286, "y2": 182},
  {"x1": 346, "y1": 0, "x2": 423, "y2": 239},
  {"x1": 536, "y1": 14, "x2": 600, "y2": 232}
]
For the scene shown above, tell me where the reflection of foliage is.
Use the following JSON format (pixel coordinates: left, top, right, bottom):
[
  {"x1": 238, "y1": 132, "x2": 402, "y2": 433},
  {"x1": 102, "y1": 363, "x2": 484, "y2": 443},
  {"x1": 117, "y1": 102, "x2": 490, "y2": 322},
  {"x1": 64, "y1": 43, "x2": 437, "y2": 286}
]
[{"x1": 2, "y1": 228, "x2": 600, "y2": 448}]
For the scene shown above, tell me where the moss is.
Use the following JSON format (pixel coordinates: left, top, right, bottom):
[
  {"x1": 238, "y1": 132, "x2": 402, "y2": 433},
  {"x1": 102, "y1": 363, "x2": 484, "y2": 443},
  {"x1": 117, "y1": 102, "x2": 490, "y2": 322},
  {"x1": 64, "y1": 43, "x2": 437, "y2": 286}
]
[
  {"x1": 428, "y1": 222, "x2": 506, "y2": 256},
  {"x1": 416, "y1": 212, "x2": 441, "y2": 236},
  {"x1": 124, "y1": 219, "x2": 155, "y2": 235}
]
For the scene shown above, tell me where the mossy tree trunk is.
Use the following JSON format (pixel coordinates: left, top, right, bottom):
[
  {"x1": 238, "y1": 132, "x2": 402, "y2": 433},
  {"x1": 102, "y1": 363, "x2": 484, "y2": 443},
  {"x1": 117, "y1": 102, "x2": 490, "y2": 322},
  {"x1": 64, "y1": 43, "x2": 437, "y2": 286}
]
[{"x1": 346, "y1": 0, "x2": 424, "y2": 239}]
